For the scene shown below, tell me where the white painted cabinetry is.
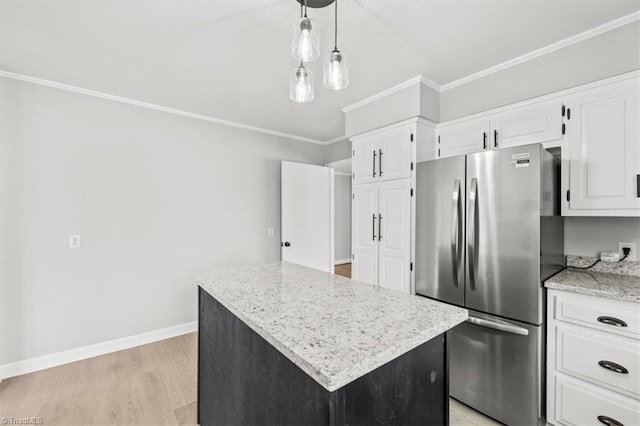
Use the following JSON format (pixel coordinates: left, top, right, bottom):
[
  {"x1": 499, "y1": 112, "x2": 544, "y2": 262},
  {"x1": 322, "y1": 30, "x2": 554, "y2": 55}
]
[
  {"x1": 351, "y1": 119, "x2": 432, "y2": 293},
  {"x1": 352, "y1": 125, "x2": 412, "y2": 184},
  {"x1": 563, "y1": 79, "x2": 640, "y2": 216},
  {"x1": 491, "y1": 100, "x2": 563, "y2": 149},
  {"x1": 352, "y1": 183, "x2": 379, "y2": 285},
  {"x1": 377, "y1": 179, "x2": 412, "y2": 293},
  {"x1": 547, "y1": 290, "x2": 640, "y2": 426},
  {"x1": 436, "y1": 117, "x2": 490, "y2": 158},
  {"x1": 436, "y1": 100, "x2": 563, "y2": 159}
]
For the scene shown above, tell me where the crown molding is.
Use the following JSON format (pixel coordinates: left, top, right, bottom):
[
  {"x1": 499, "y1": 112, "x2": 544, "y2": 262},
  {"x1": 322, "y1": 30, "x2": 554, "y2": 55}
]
[
  {"x1": 342, "y1": 75, "x2": 441, "y2": 113},
  {"x1": 0, "y1": 70, "x2": 334, "y2": 145},
  {"x1": 440, "y1": 11, "x2": 640, "y2": 92}
]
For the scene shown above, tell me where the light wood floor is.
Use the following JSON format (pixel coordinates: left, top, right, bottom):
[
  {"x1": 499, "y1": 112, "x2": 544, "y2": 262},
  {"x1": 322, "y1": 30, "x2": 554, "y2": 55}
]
[
  {"x1": 1, "y1": 332, "x2": 499, "y2": 425},
  {"x1": 0, "y1": 333, "x2": 197, "y2": 425},
  {"x1": 334, "y1": 262, "x2": 351, "y2": 278}
]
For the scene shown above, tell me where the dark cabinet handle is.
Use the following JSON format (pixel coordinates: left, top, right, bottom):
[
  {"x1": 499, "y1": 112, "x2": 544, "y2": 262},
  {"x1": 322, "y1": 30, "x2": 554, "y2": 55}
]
[
  {"x1": 483, "y1": 132, "x2": 487, "y2": 150},
  {"x1": 372, "y1": 214, "x2": 376, "y2": 241},
  {"x1": 378, "y1": 214, "x2": 382, "y2": 241},
  {"x1": 494, "y1": 130, "x2": 498, "y2": 148},
  {"x1": 379, "y1": 149, "x2": 383, "y2": 176},
  {"x1": 598, "y1": 415, "x2": 624, "y2": 426},
  {"x1": 372, "y1": 151, "x2": 377, "y2": 177},
  {"x1": 283, "y1": 242, "x2": 291, "y2": 247},
  {"x1": 598, "y1": 316, "x2": 628, "y2": 327},
  {"x1": 598, "y1": 360, "x2": 629, "y2": 374}
]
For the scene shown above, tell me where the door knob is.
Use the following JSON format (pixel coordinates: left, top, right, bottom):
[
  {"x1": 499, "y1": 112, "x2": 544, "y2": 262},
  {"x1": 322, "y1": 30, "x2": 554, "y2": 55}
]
[{"x1": 283, "y1": 242, "x2": 291, "y2": 247}]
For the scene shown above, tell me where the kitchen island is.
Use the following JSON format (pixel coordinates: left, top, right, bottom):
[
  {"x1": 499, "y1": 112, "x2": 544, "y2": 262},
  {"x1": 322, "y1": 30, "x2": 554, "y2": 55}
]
[{"x1": 195, "y1": 262, "x2": 468, "y2": 425}]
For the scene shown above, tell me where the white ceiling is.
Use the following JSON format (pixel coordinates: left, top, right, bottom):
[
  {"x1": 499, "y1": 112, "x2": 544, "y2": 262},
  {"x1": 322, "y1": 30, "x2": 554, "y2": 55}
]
[{"x1": 2, "y1": 1, "x2": 639, "y2": 143}]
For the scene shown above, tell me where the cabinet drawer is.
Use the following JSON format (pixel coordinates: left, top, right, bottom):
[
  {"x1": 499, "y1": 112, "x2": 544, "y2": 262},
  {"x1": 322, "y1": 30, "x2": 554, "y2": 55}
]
[
  {"x1": 552, "y1": 374, "x2": 640, "y2": 426},
  {"x1": 553, "y1": 291, "x2": 640, "y2": 340},
  {"x1": 556, "y1": 325, "x2": 640, "y2": 398}
]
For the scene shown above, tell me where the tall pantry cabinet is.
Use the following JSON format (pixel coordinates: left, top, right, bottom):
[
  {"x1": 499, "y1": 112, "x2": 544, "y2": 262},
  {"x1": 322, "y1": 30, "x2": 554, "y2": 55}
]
[{"x1": 351, "y1": 118, "x2": 435, "y2": 294}]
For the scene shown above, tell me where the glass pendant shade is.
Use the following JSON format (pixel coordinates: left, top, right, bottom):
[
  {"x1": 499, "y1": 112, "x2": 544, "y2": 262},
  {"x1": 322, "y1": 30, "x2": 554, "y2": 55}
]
[
  {"x1": 323, "y1": 49, "x2": 348, "y2": 90},
  {"x1": 291, "y1": 17, "x2": 319, "y2": 62},
  {"x1": 289, "y1": 64, "x2": 314, "y2": 103}
]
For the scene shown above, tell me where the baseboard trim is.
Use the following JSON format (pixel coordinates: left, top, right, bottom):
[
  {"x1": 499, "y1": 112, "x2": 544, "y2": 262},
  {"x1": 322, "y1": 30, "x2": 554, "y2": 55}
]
[
  {"x1": 334, "y1": 259, "x2": 351, "y2": 266},
  {"x1": 0, "y1": 321, "x2": 198, "y2": 380}
]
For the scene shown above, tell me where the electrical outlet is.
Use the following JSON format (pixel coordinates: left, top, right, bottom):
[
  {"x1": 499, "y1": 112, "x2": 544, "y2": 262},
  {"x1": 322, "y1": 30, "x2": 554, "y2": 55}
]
[
  {"x1": 267, "y1": 227, "x2": 274, "y2": 237},
  {"x1": 69, "y1": 234, "x2": 80, "y2": 248},
  {"x1": 618, "y1": 242, "x2": 637, "y2": 261}
]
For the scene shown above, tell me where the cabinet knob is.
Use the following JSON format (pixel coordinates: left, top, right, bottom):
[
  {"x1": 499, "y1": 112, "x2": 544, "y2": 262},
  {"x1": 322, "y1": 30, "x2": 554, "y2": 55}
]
[{"x1": 283, "y1": 241, "x2": 291, "y2": 247}]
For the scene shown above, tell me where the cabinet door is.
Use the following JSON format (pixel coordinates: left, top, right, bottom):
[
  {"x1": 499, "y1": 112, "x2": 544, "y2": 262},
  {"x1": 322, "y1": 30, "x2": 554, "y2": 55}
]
[
  {"x1": 378, "y1": 180, "x2": 411, "y2": 293},
  {"x1": 352, "y1": 137, "x2": 378, "y2": 185},
  {"x1": 491, "y1": 101, "x2": 563, "y2": 149},
  {"x1": 437, "y1": 118, "x2": 490, "y2": 159},
  {"x1": 378, "y1": 126, "x2": 413, "y2": 182},
  {"x1": 566, "y1": 80, "x2": 640, "y2": 213},
  {"x1": 352, "y1": 183, "x2": 379, "y2": 285}
]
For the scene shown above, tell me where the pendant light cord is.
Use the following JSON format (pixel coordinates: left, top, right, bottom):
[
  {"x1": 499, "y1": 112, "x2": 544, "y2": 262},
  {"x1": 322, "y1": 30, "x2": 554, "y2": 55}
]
[
  {"x1": 304, "y1": 0, "x2": 308, "y2": 18},
  {"x1": 334, "y1": 0, "x2": 338, "y2": 50}
]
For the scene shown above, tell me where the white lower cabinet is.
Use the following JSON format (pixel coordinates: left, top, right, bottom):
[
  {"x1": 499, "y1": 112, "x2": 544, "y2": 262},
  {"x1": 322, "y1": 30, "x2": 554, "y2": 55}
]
[
  {"x1": 352, "y1": 179, "x2": 411, "y2": 293},
  {"x1": 547, "y1": 290, "x2": 640, "y2": 426}
]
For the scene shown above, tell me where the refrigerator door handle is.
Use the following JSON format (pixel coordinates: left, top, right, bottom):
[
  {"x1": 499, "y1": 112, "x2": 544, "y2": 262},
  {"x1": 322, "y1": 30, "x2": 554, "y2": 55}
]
[
  {"x1": 466, "y1": 316, "x2": 530, "y2": 336},
  {"x1": 451, "y1": 180, "x2": 462, "y2": 287},
  {"x1": 468, "y1": 178, "x2": 478, "y2": 291}
]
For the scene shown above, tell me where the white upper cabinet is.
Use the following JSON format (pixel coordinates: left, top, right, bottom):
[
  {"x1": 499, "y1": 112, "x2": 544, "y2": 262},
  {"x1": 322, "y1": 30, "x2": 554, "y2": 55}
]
[
  {"x1": 436, "y1": 118, "x2": 490, "y2": 159},
  {"x1": 491, "y1": 100, "x2": 563, "y2": 149},
  {"x1": 352, "y1": 137, "x2": 378, "y2": 185},
  {"x1": 352, "y1": 124, "x2": 413, "y2": 184},
  {"x1": 564, "y1": 79, "x2": 640, "y2": 215}
]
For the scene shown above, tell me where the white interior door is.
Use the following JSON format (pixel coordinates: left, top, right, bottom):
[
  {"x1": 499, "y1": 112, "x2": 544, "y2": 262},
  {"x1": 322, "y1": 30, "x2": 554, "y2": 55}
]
[
  {"x1": 352, "y1": 183, "x2": 379, "y2": 285},
  {"x1": 281, "y1": 161, "x2": 334, "y2": 273},
  {"x1": 378, "y1": 179, "x2": 411, "y2": 293}
]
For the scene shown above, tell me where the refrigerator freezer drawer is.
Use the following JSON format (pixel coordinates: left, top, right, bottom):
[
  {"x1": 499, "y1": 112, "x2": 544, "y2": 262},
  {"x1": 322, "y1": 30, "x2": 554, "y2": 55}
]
[{"x1": 449, "y1": 310, "x2": 544, "y2": 425}]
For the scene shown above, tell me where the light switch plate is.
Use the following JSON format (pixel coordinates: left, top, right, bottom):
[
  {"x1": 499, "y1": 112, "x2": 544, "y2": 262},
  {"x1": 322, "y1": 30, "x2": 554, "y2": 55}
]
[{"x1": 69, "y1": 234, "x2": 80, "y2": 248}]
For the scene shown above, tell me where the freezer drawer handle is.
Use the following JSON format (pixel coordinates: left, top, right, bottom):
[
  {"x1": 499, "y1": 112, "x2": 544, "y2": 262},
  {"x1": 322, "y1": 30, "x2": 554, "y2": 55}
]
[
  {"x1": 451, "y1": 180, "x2": 462, "y2": 287},
  {"x1": 598, "y1": 415, "x2": 624, "y2": 426},
  {"x1": 598, "y1": 360, "x2": 629, "y2": 374},
  {"x1": 597, "y1": 316, "x2": 628, "y2": 328},
  {"x1": 466, "y1": 317, "x2": 529, "y2": 336}
]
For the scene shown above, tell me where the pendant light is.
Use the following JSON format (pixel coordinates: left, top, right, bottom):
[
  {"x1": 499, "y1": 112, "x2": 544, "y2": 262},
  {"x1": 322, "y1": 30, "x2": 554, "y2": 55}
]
[
  {"x1": 323, "y1": 0, "x2": 348, "y2": 90},
  {"x1": 292, "y1": 1, "x2": 319, "y2": 62},
  {"x1": 290, "y1": 62, "x2": 314, "y2": 103}
]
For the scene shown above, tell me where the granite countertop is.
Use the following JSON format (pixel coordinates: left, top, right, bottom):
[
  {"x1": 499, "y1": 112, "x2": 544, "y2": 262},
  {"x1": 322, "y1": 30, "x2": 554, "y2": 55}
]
[
  {"x1": 545, "y1": 268, "x2": 640, "y2": 303},
  {"x1": 195, "y1": 261, "x2": 468, "y2": 392}
]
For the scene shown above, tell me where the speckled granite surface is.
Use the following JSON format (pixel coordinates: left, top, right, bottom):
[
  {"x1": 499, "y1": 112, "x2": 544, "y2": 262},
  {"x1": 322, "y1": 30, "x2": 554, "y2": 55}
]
[
  {"x1": 195, "y1": 261, "x2": 468, "y2": 392},
  {"x1": 545, "y1": 269, "x2": 640, "y2": 303},
  {"x1": 566, "y1": 255, "x2": 640, "y2": 276}
]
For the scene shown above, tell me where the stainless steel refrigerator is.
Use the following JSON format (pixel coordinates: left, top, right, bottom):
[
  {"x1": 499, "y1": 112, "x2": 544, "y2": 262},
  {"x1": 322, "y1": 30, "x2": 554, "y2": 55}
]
[{"x1": 415, "y1": 143, "x2": 564, "y2": 425}]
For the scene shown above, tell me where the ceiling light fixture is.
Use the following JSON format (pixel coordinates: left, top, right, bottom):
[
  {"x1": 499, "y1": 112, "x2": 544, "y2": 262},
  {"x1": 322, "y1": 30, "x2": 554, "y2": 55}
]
[
  {"x1": 289, "y1": 0, "x2": 347, "y2": 103},
  {"x1": 290, "y1": 62, "x2": 314, "y2": 103},
  {"x1": 292, "y1": 1, "x2": 319, "y2": 62},
  {"x1": 323, "y1": 0, "x2": 348, "y2": 90}
]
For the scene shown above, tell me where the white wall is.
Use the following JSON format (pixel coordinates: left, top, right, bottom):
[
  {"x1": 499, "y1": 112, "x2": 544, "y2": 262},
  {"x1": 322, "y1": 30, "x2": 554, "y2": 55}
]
[
  {"x1": 565, "y1": 217, "x2": 640, "y2": 258},
  {"x1": 334, "y1": 174, "x2": 351, "y2": 262},
  {"x1": 0, "y1": 77, "x2": 326, "y2": 366},
  {"x1": 440, "y1": 22, "x2": 640, "y2": 121}
]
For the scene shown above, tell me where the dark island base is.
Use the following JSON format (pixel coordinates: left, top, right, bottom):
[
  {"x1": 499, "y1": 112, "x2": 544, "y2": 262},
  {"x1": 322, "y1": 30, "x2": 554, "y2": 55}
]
[{"x1": 198, "y1": 287, "x2": 448, "y2": 426}]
